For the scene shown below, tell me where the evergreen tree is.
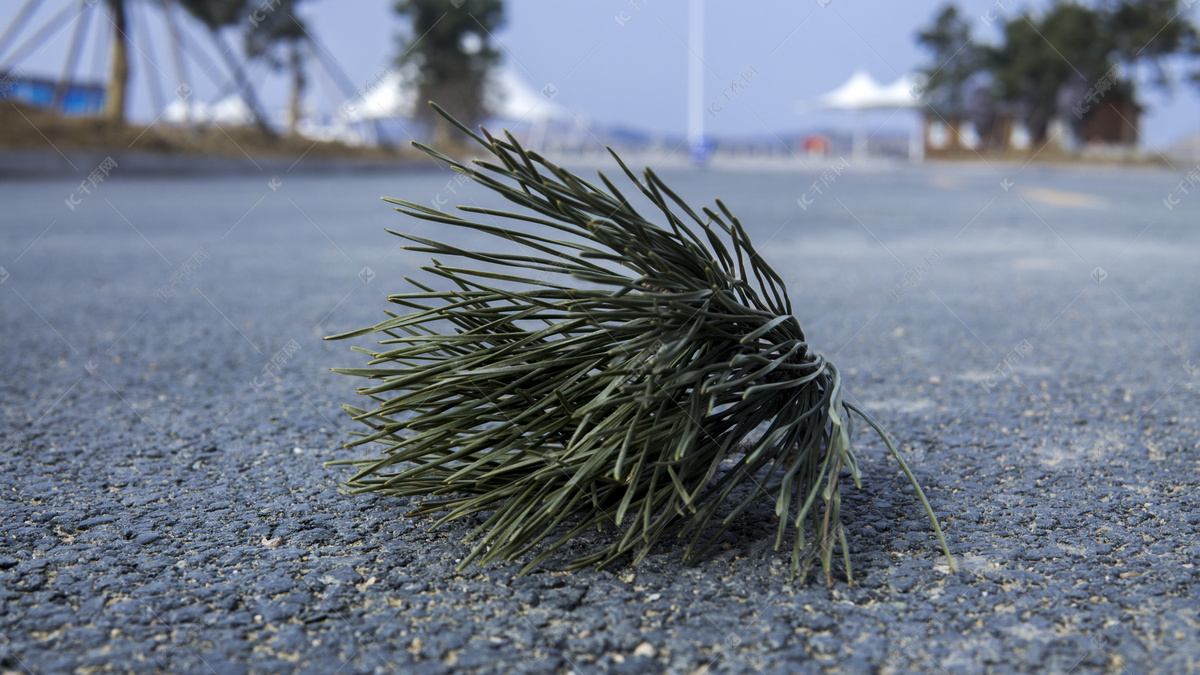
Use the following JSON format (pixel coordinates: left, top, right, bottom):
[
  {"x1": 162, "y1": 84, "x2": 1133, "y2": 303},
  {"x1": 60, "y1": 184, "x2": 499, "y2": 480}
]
[
  {"x1": 393, "y1": 0, "x2": 504, "y2": 145},
  {"x1": 918, "y1": 1, "x2": 1200, "y2": 143},
  {"x1": 1103, "y1": 0, "x2": 1199, "y2": 89},
  {"x1": 244, "y1": 0, "x2": 311, "y2": 136},
  {"x1": 987, "y1": 4, "x2": 1111, "y2": 140},
  {"x1": 916, "y1": 4, "x2": 980, "y2": 116}
]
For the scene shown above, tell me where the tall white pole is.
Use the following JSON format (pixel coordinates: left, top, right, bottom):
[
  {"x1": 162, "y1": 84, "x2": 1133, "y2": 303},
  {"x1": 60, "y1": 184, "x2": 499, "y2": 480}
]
[{"x1": 687, "y1": 0, "x2": 704, "y2": 157}]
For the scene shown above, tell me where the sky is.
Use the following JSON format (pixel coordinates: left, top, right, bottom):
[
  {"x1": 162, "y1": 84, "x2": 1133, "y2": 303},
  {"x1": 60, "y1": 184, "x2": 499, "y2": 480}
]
[{"x1": 4, "y1": 0, "x2": 1200, "y2": 147}]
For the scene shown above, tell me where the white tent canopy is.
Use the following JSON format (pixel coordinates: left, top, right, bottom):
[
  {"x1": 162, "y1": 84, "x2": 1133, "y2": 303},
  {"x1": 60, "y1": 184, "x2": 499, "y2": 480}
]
[
  {"x1": 336, "y1": 66, "x2": 574, "y2": 125},
  {"x1": 340, "y1": 70, "x2": 417, "y2": 122},
  {"x1": 817, "y1": 70, "x2": 921, "y2": 111},
  {"x1": 806, "y1": 70, "x2": 926, "y2": 161},
  {"x1": 161, "y1": 95, "x2": 256, "y2": 126},
  {"x1": 333, "y1": 65, "x2": 577, "y2": 150},
  {"x1": 489, "y1": 67, "x2": 574, "y2": 124},
  {"x1": 876, "y1": 75, "x2": 923, "y2": 108}
]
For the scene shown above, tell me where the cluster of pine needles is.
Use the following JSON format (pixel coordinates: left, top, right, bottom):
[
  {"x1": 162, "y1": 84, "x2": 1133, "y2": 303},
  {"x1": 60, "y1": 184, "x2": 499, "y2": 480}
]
[{"x1": 327, "y1": 104, "x2": 953, "y2": 585}]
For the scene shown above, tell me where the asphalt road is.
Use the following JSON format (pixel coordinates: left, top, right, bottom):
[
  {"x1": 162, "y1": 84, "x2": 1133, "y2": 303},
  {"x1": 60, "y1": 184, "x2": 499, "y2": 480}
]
[{"x1": 1, "y1": 157, "x2": 1198, "y2": 674}]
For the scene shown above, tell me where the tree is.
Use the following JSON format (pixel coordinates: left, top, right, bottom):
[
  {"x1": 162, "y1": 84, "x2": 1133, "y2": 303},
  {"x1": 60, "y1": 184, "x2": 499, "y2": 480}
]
[
  {"x1": 916, "y1": 4, "x2": 979, "y2": 116},
  {"x1": 987, "y1": 4, "x2": 1112, "y2": 141},
  {"x1": 393, "y1": 0, "x2": 504, "y2": 146},
  {"x1": 176, "y1": 0, "x2": 244, "y2": 29},
  {"x1": 245, "y1": 0, "x2": 311, "y2": 136},
  {"x1": 103, "y1": 0, "x2": 129, "y2": 123},
  {"x1": 917, "y1": 1, "x2": 1200, "y2": 144},
  {"x1": 1103, "y1": 0, "x2": 1199, "y2": 89}
]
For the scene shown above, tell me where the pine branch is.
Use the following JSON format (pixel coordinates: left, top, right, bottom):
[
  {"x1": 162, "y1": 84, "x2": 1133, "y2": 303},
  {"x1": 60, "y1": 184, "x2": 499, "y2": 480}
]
[{"x1": 326, "y1": 102, "x2": 955, "y2": 584}]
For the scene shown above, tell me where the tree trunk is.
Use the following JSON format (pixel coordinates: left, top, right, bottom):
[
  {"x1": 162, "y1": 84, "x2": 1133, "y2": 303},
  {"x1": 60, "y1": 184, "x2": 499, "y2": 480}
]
[
  {"x1": 103, "y1": 0, "x2": 129, "y2": 123},
  {"x1": 288, "y1": 42, "x2": 305, "y2": 137},
  {"x1": 432, "y1": 116, "x2": 457, "y2": 149}
]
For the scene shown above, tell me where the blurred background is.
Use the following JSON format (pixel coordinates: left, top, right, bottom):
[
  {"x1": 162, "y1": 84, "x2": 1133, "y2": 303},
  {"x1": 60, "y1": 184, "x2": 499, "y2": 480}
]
[
  {"x1": 2, "y1": 0, "x2": 1199, "y2": 165},
  {"x1": 3, "y1": 7, "x2": 1200, "y2": 672}
]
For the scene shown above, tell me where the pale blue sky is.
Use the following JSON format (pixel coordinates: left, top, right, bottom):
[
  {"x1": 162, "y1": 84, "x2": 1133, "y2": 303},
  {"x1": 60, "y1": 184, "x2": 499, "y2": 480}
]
[{"x1": 5, "y1": 0, "x2": 1199, "y2": 146}]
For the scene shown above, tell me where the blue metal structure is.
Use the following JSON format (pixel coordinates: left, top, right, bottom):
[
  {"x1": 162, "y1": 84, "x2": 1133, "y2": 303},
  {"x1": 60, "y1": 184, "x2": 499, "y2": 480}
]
[{"x1": 0, "y1": 72, "x2": 105, "y2": 115}]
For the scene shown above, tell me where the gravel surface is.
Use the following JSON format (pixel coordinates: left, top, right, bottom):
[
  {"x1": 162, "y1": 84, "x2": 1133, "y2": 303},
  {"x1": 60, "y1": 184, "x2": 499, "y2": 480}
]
[{"x1": 2, "y1": 160, "x2": 1198, "y2": 674}]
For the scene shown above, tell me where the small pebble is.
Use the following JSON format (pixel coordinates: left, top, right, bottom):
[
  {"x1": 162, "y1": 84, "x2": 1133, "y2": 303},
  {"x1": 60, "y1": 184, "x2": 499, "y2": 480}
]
[
  {"x1": 929, "y1": 376, "x2": 943, "y2": 385},
  {"x1": 293, "y1": 447, "x2": 304, "y2": 454},
  {"x1": 634, "y1": 642, "x2": 656, "y2": 658},
  {"x1": 261, "y1": 537, "x2": 281, "y2": 548}
]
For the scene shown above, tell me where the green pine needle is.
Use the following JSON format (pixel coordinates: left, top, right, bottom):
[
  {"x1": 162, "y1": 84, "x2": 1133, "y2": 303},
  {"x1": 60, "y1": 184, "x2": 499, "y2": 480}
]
[{"x1": 326, "y1": 102, "x2": 955, "y2": 584}]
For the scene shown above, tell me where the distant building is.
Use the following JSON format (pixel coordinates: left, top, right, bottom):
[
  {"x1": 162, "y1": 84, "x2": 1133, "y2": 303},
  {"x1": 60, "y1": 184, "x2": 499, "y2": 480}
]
[{"x1": 1066, "y1": 89, "x2": 1141, "y2": 147}]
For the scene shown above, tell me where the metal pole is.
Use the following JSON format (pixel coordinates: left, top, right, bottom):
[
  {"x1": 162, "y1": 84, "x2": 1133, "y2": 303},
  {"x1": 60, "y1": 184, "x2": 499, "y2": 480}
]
[
  {"x1": 0, "y1": 1, "x2": 81, "y2": 70},
  {"x1": 208, "y1": 26, "x2": 273, "y2": 136},
  {"x1": 687, "y1": 0, "x2": 704, "y2": 159},
  {"x1": 161, "y1": 1, "x2": 191, "y2": 97},
  {"x1": 0, "y1": 0, "x2": 43, "y2": 62},
  {"x1": 54, "y1": 0, "x2": 94, "y2": 110},
  {"x1": 131, "y1": 2, "x2": 165, "y2": 116}
]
